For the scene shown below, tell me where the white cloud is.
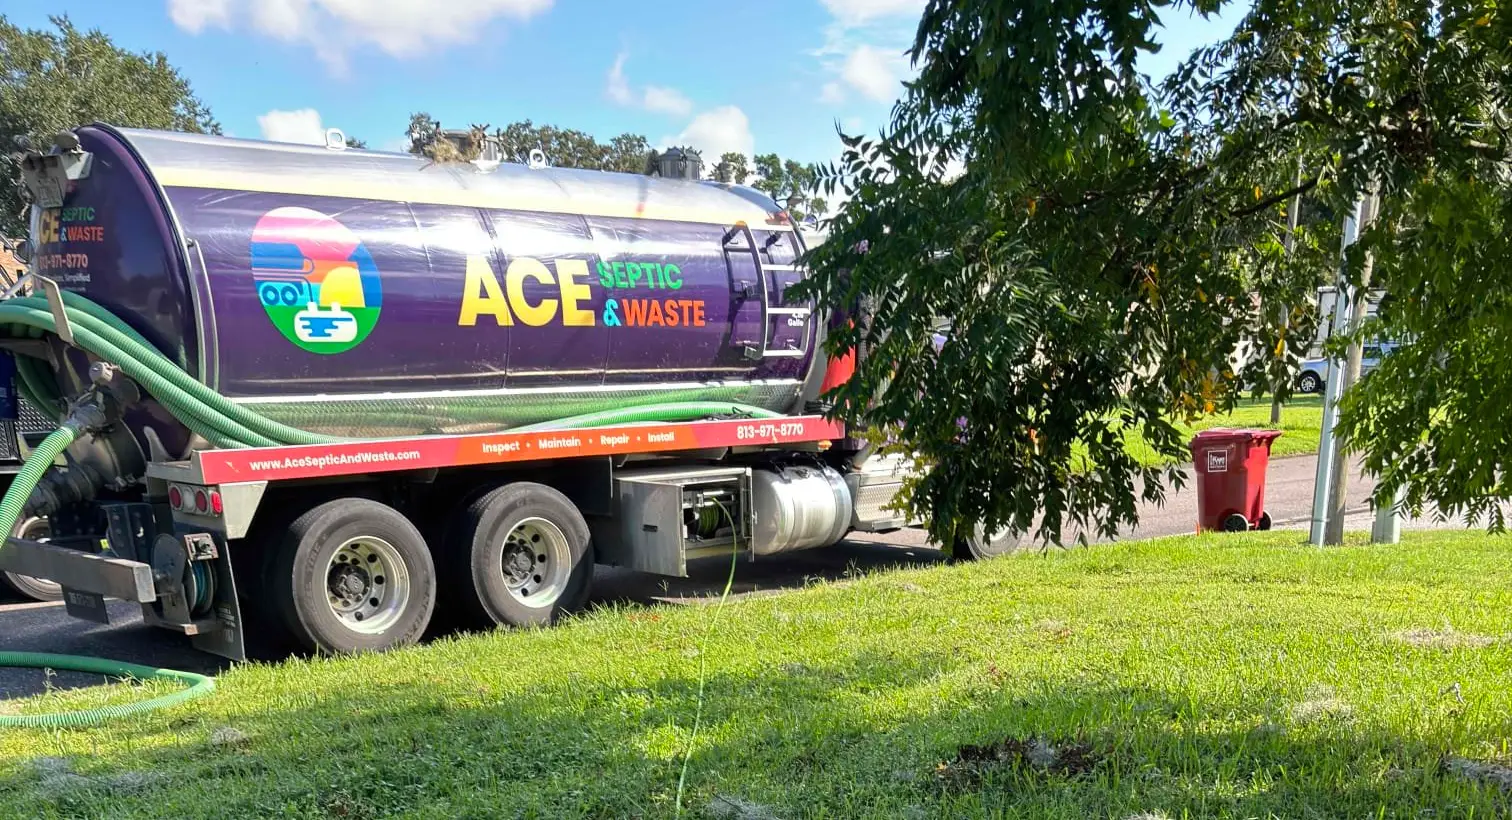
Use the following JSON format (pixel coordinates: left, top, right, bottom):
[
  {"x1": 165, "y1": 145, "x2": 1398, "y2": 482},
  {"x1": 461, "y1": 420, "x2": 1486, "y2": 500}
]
[
  {"x1": 606, "y1": 52, "x2": 693, "y2": 117},
  {"x1": 643, "y1": 86, "x2": 693, "y2": 117},
  {"x1": 841, "y1": 44, "x2": 906, "y2": 102},
  {"x1": 606, "y1": 52, "x2": 635, "y2": 106},
  {"x1": 168, "y1": 0, "x2": 233, "y2": 32},
  {"x1": 257, "y1": 108, "x2": 327, "y2": 145},
  {"x1": 811, "y1": 0, "x2": 918, "y2": 110},
  {"x1": 820, "y1": 0, "x2": 925, "y2": 26},
  {"x1": 167, "y1": 0, "x2": 555, "y2": 68},
  {"x1": 661, "y1": 106, "x2": 754, "y2": 161}
]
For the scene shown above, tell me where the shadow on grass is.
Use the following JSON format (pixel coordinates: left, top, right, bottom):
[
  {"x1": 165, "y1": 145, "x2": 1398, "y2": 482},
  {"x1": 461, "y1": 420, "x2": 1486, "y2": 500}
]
[
  {"x1": 5, "y1": 649, "x2": 1504, "y2": 819},
  {"x1": 0, "y1": 537, "x2": 948, "y2": 701}
]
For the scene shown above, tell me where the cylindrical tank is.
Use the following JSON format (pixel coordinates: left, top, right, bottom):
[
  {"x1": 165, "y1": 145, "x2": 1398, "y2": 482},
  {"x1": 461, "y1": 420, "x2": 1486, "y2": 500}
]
[
  {"x1": 24, "y1": 124, "x2": 821, "y2": 450},
  {"x1": 749, "y1": 464, "x2": 853, "y2": 556}
]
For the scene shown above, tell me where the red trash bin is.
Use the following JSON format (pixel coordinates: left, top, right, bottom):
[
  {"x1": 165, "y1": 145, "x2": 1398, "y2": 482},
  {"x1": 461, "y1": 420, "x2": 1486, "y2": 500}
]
[{"x1": 1189, "y1": 428, "x2": 1284, "y2": 533}]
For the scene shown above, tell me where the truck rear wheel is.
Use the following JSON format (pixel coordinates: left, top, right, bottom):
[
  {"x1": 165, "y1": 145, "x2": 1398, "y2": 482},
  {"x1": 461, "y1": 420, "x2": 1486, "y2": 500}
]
[
  {"x1": 445, "y1": 482, "x2": 594, "y2": 630},
  {"x1": 270, "y1": 498, "x2": 436, "y2": 655},
  {"x1": 2, "y1": 517, "x2": 62, "y2": 602}
]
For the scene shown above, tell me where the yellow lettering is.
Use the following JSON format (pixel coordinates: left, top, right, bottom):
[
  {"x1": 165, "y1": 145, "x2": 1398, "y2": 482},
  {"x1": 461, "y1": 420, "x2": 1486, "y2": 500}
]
[
  {"x1": 459, "y1": 254, "x2": 512, "y2": 326},
  {"x1": 507, "y1": 257, "x2": 557, "y2": 327},
  {"x1": 556, "y1": 259, "x2": 596, "y2": 327}
]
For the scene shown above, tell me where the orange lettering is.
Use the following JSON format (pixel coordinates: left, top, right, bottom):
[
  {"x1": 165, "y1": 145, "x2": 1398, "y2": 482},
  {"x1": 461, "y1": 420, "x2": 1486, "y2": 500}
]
[
  {"x1": 646, "y1": 300, "x2": 665, "y2": 326},
  {"x1": 665, "y1": 299, "x2": 680, "y2": 327},
  {"x1": 691, "y1": 301, "x2": 706, "y2": 327},
  {"x1": 624, "y1": 299, "x2": 647, "y2": 326}
]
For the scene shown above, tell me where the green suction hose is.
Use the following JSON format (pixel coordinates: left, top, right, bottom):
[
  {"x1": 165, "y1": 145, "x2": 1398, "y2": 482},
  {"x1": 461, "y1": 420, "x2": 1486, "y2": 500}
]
[
  {"x1": 0, "y1": 423, "x2": 78, "y2": 538},
  {"x1": 514, "y1": 401, "x2": 784, "y2": 432},
  {"x1": 0, "y1": 653, "x2": 215, "y2": 729},
  {"x1": 0, "y1": 424, "x2": 216, "y2": 728}
]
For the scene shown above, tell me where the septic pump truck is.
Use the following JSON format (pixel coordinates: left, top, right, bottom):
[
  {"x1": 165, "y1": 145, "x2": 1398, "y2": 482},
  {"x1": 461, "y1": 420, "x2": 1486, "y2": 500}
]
[{"x1": 0, "y1": 124, "x2": 1014, "y2": 660}]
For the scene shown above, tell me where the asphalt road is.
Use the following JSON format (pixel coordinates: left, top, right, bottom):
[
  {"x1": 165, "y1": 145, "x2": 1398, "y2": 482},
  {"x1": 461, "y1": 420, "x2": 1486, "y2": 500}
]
[{"x1": 0, "y1": 453, "x2": 1383, "y2": 700}]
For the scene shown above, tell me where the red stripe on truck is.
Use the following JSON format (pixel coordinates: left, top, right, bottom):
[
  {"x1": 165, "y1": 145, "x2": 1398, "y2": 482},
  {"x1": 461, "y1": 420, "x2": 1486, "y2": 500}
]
[{"x1": 197, "y1": 416, "x2": 845, "y2": 484}]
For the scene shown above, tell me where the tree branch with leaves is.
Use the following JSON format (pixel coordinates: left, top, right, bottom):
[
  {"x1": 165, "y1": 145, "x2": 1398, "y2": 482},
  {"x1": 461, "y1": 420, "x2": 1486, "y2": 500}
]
[{"x1": 794, "y1": 0, "x2": 1509, "y2": 549}]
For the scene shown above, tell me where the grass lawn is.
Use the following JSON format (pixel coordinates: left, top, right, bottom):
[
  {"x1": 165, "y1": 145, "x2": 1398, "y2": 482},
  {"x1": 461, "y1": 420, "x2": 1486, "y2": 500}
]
[
  {"x1": 1125, "y1": 396, "x2": 1325, "y2": 468},
  {"x1": 3, "y1": 530, "x2": 1512, "y2": 818}
]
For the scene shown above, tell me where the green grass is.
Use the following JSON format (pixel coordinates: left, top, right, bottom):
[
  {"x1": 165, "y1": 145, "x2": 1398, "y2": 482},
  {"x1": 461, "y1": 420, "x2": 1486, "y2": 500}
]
[
  {"x1": 4, "y1": 530, "x2": 1512, "y2": 819},
  {"x1": 1125, "y1": 397, "x2": 1325, "y2": 468}
]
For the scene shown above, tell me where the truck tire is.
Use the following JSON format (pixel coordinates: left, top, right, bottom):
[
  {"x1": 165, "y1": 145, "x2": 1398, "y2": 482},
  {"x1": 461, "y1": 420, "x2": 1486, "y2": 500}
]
[
  {"x1": 269, "y1": 498, "x2": 436, "y2": 655},
  {"x1": 1, "y1": 517, "x2": 62, "y2": 603},
  {"x1": 952, "y1": 523, "x2": 1022, "y2": 562},
  {"x1": 445, "y1": 482, "x2": 594, "y2": 630}
]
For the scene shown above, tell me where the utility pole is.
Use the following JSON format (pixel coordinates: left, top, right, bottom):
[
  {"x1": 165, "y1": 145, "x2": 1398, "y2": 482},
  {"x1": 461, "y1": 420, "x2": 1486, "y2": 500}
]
[
  {"x1": 1310, "y1": 186, "x2": 1380, "y2": 545},
  {"x1": 1310, "y1": 197, "x2": 1363, "y2": 546},
  {"x1": 1271, "y1": 160, "x2": 1305, "y2": 426},
  {"x1": 1322, "y1": 188, "x2": 1378, "y2": 545}
]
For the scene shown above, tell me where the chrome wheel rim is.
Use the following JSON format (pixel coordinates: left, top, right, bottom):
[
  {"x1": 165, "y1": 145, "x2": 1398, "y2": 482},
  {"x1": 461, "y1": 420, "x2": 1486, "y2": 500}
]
[
  {"x1": 325, "y1": 537, "x2": 410, "y2": 634},
  {"x1": 5, "y1": 517, "x2": 61, "y2": 602},
  {"x1": 973, "y1": 524, "x2": 1021, "y2": 557},
  {"x1": 501, "y1": 517, "x2": 572, "y2": 608}
]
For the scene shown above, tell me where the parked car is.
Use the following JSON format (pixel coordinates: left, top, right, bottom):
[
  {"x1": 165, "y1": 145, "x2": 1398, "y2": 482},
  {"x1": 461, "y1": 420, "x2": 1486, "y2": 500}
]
[{"x1": 1296, "y1": 342, "x2": 1398, "y2": 394}]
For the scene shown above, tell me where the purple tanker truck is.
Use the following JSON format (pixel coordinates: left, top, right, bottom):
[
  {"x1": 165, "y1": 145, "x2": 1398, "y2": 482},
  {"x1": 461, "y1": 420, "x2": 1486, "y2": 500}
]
[{"x1": 0, "y1": 125, "x2": 1013, "y2": 658}]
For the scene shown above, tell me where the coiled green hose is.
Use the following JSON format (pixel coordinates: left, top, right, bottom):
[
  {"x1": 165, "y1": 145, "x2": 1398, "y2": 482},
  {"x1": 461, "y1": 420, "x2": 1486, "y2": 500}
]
[
  {"x1": 0, "y1": 289, "x2": 792, "y2": 727},
  {"x1": 0, "y1": 426, "x2": 217, "y2": 729},
  {"x1": 0, "y1": 653, "x2": 215, "y2": 729}
]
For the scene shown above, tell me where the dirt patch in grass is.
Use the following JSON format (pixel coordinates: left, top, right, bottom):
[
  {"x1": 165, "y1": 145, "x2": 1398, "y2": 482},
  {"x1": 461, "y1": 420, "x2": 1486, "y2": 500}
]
[
  {"x1": 1290, "y1": 685, "x2": 1353, "y2": 725},
  {"x1": 1394, "y1": 628, "x2": 1503, "y2": 650},
  {"x1": 707, "y1": 794, "x2": 784, "y2": 819},
  {"x1": 25, "y1": 757, "x2": 159, "y2": 796},
  {"x1": 935, "y1": 736, "x2": 1102, "y2": 790},
  {"x1": 1033, "y1": 619, "x2": 1074, "y2": 640},
  {"x1": 1442, "y1": 756, "x2": 1512, "y2": 792}
]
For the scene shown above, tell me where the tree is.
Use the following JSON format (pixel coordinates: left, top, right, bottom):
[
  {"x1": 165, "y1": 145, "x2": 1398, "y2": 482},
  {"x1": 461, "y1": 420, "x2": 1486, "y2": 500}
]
[
  {"x1": 405, "y1": 112, "x2": 440, "y2": 155},
  {"x1": 793, "y1": 0, "x2": 1505, "y2": 550},
  {"x1": 752, "y1": 153, "x2": 822, "y2": 219},
  {"x1": 719, "y1": 152, "x2": 751, "y2": 183},
  {"x1": 344, "y1": 136, "x2": 367, "y2": 149},
  {"x1": 0, "y1": 14, "x2": 219, "y2": 236},
  {"x1": 605, "y1": 133, "x2": 652, "y2": 173}
]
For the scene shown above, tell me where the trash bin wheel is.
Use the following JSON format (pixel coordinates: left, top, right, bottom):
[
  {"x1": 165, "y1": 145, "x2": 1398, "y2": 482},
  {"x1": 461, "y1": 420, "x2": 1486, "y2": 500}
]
[
  {"x1": 1221, "y1": 513, "x2": 1251, "y2": 533},
  {"x1": 1258, "y1": 511, "x2": 1273, "y2": 531}
]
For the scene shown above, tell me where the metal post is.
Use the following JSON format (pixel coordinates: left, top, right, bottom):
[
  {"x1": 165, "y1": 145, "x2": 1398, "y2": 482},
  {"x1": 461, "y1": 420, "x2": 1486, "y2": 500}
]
[
  {"x1": 1322, "y1": 189, "x2": 1379, "y2": 545},
  {"x1": 1309, "y1": 197, "x2": 1362, "y2": 545},
  {"x1": 1371, "y1": 485, "x2": 1405, "y2": 544}
]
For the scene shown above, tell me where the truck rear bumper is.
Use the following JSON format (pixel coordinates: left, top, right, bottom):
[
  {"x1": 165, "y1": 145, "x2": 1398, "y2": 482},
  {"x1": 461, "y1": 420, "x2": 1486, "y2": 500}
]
[{"x1": 1, "y1": 537, "x2": 157, "y2": 603}]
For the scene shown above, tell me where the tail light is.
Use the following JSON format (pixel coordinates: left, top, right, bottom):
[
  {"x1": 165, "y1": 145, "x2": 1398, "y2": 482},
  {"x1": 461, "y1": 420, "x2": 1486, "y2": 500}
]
[{"x1": 166, "y1": 483, "x2": 223, "y2": 518}]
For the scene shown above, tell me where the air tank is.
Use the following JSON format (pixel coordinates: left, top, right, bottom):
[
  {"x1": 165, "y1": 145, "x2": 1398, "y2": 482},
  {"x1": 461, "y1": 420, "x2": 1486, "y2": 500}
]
[{"x1": 24, "y1": 124, "x2": 822, "y2": 456}]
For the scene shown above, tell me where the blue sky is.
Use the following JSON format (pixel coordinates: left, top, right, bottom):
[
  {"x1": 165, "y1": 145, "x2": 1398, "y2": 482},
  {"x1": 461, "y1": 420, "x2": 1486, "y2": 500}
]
[{"x1": 4, "y1": 0, "x2": 1246, "y2": 165}]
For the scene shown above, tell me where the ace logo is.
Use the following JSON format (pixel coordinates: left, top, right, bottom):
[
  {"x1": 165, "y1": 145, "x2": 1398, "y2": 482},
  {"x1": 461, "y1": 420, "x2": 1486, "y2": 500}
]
[{"x1": 1206, "y1": 449, "x2": 1229, "y2": 473}]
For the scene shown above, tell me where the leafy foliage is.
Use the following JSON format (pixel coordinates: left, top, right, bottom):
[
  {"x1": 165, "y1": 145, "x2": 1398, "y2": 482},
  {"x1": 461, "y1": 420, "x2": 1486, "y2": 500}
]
[
  {"x1": 718, "y1": 151, "x2": 751, "y2": 183},
  {"x1": 405, "y1": 112, "x2": 652, "y2": 173},
  {"x1": 795, "y1": 0, "x2": 1512, "y2": 548},
  {"x1": 752, "y1": 154, "x2": 821, "y2": 218},
  {"x1": 0, "y1": 14, "x2": 219, "y2": 237}
]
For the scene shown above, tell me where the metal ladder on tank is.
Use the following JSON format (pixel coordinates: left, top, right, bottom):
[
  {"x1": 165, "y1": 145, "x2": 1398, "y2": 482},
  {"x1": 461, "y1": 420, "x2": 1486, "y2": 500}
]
[{"x1": 721, "y1": 222, "x2": 812, "y2": 361}]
